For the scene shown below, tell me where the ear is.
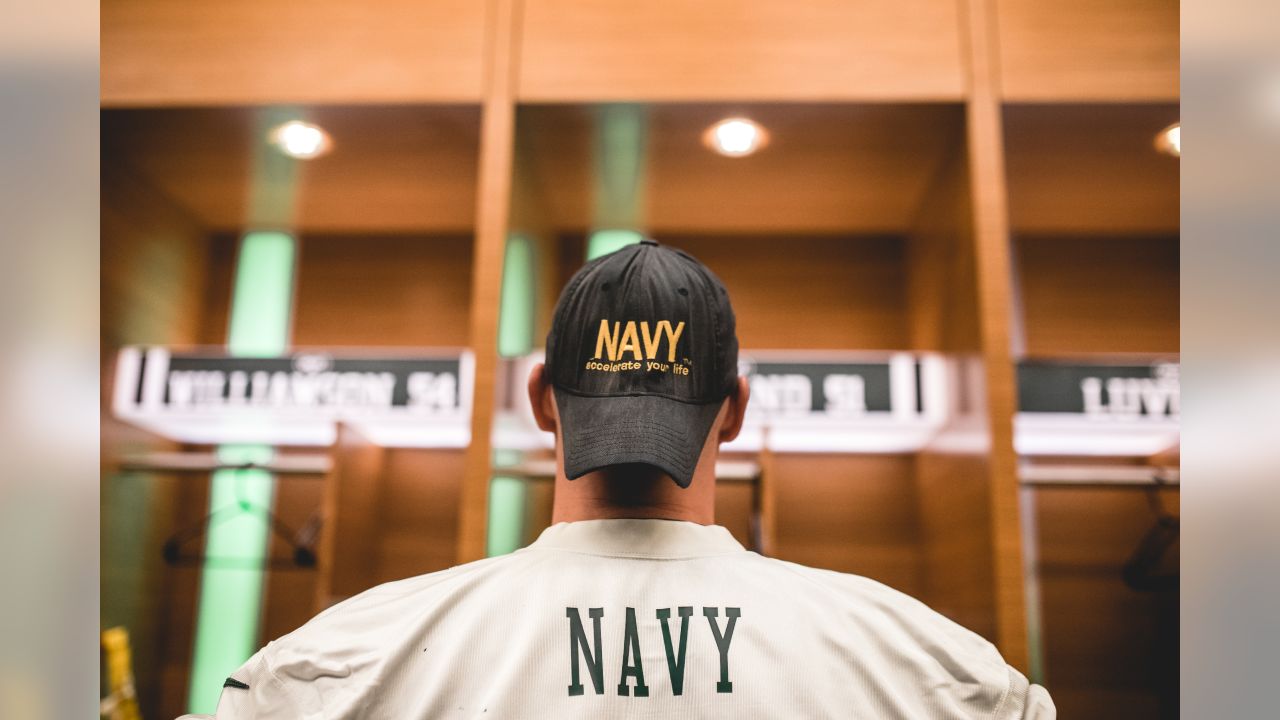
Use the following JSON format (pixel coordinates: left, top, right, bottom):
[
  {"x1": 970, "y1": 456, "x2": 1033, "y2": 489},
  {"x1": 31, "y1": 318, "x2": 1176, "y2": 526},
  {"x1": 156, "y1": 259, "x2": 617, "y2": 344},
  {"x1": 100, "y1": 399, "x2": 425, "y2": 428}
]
[
  {"x1": 717, "y1": 375, "x2": 751, "y2": 442},
  {"x1": 527, "y1": 362, "x2": 558, "y2": 433}
]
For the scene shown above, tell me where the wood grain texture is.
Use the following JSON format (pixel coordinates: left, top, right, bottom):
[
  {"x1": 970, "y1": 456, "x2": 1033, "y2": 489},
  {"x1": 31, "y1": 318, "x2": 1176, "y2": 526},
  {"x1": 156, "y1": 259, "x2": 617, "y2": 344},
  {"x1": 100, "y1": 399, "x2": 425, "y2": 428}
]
[
  {"x1": 914, "y1": 452, "x2": 997, "y2": 639},
  {"x1": 375, "y1": 450, "x2": 466, "y2": 582},
  {"x1": 551, "y1": 230, "x2": 913, "y2": 354},
  {"x1": 715, "y1": 475, "x2": 757, "y2": 552},
  {"x1": 313, "y1": 425, "x2": 386, "y2": 610},
  {"x1": 153, "y1": 481, "x2": 212, "y2": 719},
  {"x1": 1034, "y1": 487, "x2": 1179, "y2": 717},
  {"x1": 908, "y1": 139, "x2": 999, "y2": 640},
  {"x1": 291, "y1": 234, "x2": 474, "y2": 349},
  {"x1": 102, "y1": 0, "x2": 486, "y2": 105},
  {"x1": 754, "y1": 443, "x2": 778, "y2": 556},
  {"x1": 101, "y1": 161, "x2": 214, "y2": 720},
  {"x1": 962, "y1": 0, "x2": 1029, "y2": 669},
  {"x1": 102, "y1": 106, "x2": 481, "y2": 235},
  {"x1": 996, "y1": 0, "x2": 1179, "y2": 101},
  {"x1": 1017, "y1": 235, "x2": 1179, "y2": 357},
  {"x1": 667, "y1": 234, "x2": 910, "y2": 351},
  {"x1": 457, "y1": 0, "x2": 522, "y2": 563},
  {"x1": 1005, "y1": 104, "x2": 1180, "y2": 235},
  {"x1": 509, "y1": 116, "x2": 564, "y2": 344},
  {"x1": 518, "y1": 0, "x2": 964, "y2": 100},
  {"x1": 516, "y1": 103, "x2": 965, "y2": 235},
  {"x1": 197, "y1": 235, "x2": 237, "y2": 347},
  {"x1": 907, "y1": 141, "x2": 982, "y2": 353},
  {"x1": 261, "y1": 465, "x2": 326, "y2": 643},
  {"x1": 102, "y1": 162, "x2": 211, "y2": 352},
  {"x1": 771, "y1": 454, "x2": 923, "y2": 597}
]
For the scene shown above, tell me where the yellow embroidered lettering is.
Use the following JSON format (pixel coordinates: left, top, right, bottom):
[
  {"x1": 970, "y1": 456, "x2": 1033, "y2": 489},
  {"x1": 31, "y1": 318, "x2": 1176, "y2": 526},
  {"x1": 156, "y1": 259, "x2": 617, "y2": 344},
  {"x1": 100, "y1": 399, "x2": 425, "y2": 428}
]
[
  {"x1": 640, "y1": 322, "x2": 662, "y2": 359},
  {"x1": 618, "y1": 322, "x2": 643, "y2": 361},
  {"x1": 595, "y1": 320, "x2": 620, "y2": 361},
  {"x1": 661, "y1": 321, "x2": 686, "y2": 362}
]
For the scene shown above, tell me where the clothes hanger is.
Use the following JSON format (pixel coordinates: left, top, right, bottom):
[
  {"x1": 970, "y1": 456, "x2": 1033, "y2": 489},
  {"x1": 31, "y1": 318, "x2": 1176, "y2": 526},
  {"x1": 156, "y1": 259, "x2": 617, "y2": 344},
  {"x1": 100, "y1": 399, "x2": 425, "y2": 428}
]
[
  {"x1": 1121, "y1": 472, "x2": 1179, "y2": 592},
  {"x1": 162, "y1": 468, "x2": 320, "y2": 570}
]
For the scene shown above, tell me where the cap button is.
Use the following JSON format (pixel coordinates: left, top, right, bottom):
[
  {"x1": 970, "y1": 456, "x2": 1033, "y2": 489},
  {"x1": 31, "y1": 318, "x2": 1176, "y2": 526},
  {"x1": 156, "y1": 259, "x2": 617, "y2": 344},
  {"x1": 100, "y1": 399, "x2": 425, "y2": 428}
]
[{"x1": 639, "y1": 237, "x2": 659, "y2": 246}]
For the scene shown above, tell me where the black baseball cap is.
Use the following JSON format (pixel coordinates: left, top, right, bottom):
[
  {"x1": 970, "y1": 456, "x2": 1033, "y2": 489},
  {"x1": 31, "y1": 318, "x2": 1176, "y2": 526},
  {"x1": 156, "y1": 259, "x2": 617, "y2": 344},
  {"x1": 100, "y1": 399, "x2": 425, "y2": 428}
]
[{"x1": 544, "y1": 238, "x2": 739, "y2": 488}]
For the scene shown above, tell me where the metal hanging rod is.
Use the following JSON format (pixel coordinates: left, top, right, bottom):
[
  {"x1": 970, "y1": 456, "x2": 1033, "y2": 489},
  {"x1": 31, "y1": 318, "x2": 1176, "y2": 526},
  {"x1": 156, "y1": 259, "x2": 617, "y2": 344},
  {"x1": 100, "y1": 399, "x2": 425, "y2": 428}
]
[
  {"x1": 117, "y1": 451, "x2": 333, "y2": 476},
  {"x1": 1018, "y1": 463, "x2": 1179, "y2": 487}
]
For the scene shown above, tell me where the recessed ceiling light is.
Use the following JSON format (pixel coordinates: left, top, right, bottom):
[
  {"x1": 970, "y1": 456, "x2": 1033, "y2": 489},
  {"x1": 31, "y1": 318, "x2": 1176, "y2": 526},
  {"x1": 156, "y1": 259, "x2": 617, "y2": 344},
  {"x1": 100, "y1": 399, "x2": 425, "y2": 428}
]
[
  {"x1": 703, "y1": 117, "x2": 768, "y2": 158},
  {"x1": 1155, "y1": 122, "x2": 1180, "y2": 158},
  {"x1": 268, "y1": 120, "x2": 332, "y2": 160}
]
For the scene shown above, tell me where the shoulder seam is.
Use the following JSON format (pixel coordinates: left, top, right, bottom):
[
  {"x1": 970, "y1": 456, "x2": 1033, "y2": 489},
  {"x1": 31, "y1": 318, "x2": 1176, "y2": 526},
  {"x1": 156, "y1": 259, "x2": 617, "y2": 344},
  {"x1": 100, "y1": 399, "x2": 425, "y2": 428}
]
[
  {"x1": 257, "y1": 653, "x2": 314, "y2": 717},
  {"x1": 991, "y1": 664, "x2": 1018, "y2": 719}
]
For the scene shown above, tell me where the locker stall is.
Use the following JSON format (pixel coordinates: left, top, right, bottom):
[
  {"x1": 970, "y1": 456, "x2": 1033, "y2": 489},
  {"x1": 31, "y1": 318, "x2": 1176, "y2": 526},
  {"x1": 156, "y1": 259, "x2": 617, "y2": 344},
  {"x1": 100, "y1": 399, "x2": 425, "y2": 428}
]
[
  {"x1": 1004, "y1": 103, "x2": 1180, "y2": 717},
  {"x1": 101, "y1": 104, "x2": 483, "y2": 715}
]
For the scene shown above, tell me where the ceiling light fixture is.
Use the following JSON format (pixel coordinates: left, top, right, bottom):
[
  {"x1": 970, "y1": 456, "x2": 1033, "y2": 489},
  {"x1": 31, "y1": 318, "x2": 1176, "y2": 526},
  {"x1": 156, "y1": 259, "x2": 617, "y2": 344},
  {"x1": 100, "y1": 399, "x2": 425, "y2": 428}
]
[
  {"x1": 268, "y1": 120, "x2": 332, "y2": 160},
  {"x1": 703, "y1": 117, "x2": 768, "y2": 158},
  {"x1": 1155, "y1": 122, "x2": 1180, "y2": 158}
]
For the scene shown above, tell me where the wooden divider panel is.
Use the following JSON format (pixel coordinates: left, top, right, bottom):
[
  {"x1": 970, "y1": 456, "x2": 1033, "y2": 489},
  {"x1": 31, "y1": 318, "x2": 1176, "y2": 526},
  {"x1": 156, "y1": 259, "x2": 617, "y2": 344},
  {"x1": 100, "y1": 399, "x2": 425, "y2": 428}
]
[
  {"x1": 519, "y1": 0, "x2": 965, "y2": 100},
  {"x1": 103, "y1": 0, "x2": 486, "y2": 105},
  {"x1": 666, "y1": 235, "x2": 910, "y2": 351},
  {"x1": 313, "y1": 425, "x2": 386, "y2": 610},
  {"x1": 996, "y1": 0, "x2": 1179, "y2": 101},
  {"x1": 458, "y1": 0, "x2": 522, "y2": 563},
  {"x1": 1018, "y1": 235, "x2": 1179, "y2": 357},
  {"x1": 291, "y1": 234, "x2": 474, "y2": 349},
  {"x1": 961, "y1": 0, "x2": 1030, "y2": 669}
]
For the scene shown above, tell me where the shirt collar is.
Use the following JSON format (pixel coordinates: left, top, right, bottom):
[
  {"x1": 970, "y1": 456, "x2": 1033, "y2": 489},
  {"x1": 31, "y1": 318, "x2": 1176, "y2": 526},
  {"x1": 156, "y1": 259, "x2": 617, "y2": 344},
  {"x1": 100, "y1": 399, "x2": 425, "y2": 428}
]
[{"x1": 529, "y1": 519, "x2": 746, "y2": 559}]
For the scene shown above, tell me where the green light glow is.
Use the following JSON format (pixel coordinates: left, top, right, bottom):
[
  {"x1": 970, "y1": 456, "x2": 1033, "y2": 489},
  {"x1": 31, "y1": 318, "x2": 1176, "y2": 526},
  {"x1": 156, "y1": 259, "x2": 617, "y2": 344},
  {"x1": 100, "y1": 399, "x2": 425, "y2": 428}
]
[
  {"x1": 188, "y1": 231, "x2": 295, "y2": 714},
  {"x1": 227, "y1": 231, "x2": 295, "y2": 357},
  {"x1": 588, "y1": 105, "x2": 648, "y2": 260},
  {"x1": 187, "y1": 447, "x2": 275, "y2": 714},
  {"x1": 497, "y1": 234, "x2": 535, "y2": 357},
  {"x1": 486, "y1": 476, "x2": 526, "y2": 557},
  {"x1": 587, "y1": 228, "x2": 644, "y2": 260},
  {"x1": 492, "y1": 232, "x2": 536, "y2": 552},
  {"x1": 592, "y1": 105, "x2": 648, "y2": 231}
]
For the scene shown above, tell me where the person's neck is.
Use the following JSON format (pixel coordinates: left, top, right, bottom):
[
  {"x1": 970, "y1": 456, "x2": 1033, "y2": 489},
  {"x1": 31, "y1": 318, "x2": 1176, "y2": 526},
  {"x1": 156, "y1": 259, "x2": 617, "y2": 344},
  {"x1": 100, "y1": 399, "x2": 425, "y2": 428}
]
[{"x1": 550, "y1": 461, "x2": 717, "y2": 525}]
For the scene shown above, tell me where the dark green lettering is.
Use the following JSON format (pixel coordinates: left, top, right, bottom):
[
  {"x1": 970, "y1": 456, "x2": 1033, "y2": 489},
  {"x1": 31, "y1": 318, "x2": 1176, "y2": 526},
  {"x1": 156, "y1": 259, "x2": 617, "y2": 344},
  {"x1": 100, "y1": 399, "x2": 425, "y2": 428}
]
[
  {"x1": 657, "y1": 606, "x2": 694, "y2": 695},
  {"x1": 566, "y1": 607, "x2": 604, "y2": 696},
  {"x1": 703, "y1": 607, "x2": 741, "y2": 693},
  {"x1": 617, "y1": 607, "x2": 650, "y2": 696}
]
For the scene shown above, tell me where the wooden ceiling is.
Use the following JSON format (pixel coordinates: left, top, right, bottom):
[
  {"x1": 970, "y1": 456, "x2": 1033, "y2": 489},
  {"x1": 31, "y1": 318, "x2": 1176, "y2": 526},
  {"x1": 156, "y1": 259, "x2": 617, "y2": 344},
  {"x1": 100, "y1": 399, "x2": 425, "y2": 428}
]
[
  {"x1": 102, "y1": 105, "x2": 481, "y2": 234},
  {"x1": 101, "y1": 102, "x2": 1178, "y2": 238},
  {"x1": 1004, "y1": 103, "x2": 1180, "y2": 235},
  {"x1": 515, "y1": 103, "x2": 967, "y2": 235}
]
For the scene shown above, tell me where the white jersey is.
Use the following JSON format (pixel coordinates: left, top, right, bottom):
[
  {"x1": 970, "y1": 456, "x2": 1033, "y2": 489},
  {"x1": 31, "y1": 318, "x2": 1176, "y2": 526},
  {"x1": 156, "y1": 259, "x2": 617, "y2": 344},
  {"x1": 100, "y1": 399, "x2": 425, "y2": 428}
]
[{"x1": 185, "y1": 519, "x2": 1054, "y2": 719}]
